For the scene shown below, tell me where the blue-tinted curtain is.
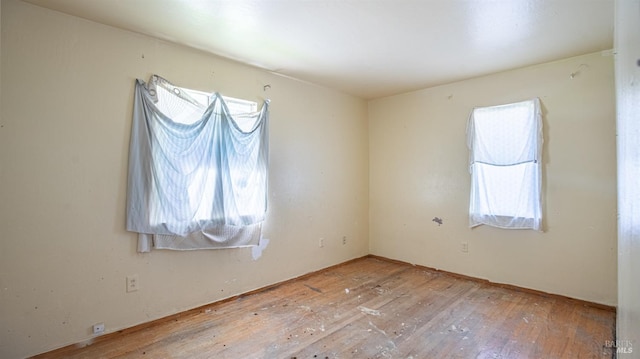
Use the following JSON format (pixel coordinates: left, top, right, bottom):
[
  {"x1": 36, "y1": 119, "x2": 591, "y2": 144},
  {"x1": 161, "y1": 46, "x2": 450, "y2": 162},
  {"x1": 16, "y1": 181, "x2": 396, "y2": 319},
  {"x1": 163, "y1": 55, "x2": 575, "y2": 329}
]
[{"x1": 126, "y1": 75, "x2": 269, "y2": 251}]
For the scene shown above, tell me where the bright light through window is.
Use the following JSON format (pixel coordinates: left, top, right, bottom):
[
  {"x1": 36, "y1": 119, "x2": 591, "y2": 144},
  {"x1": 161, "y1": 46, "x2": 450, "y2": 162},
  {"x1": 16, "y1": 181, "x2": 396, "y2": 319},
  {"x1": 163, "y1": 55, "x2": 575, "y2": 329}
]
[
  {"x1": 181, "y1": 87, "x2": 258, "y2": 131},
  {"x1": 468, "y1": 98, "x2": 543, "y2": 230}
]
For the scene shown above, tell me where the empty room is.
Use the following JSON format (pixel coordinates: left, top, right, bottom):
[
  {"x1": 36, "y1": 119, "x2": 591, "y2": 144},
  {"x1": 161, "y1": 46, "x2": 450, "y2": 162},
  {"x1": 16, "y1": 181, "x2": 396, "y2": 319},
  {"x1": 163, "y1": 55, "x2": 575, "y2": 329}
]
[{"x1": 1, "y1": 0, "x2": 639, "y2": 358}]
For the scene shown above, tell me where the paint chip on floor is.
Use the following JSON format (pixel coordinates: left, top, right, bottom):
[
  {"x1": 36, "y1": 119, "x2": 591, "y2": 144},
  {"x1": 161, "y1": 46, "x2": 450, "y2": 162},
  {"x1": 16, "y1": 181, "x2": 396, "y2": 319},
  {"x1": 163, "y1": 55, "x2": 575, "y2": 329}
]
[{"x1": 358, "y1": 306, "x2": 381, "y2": 316}]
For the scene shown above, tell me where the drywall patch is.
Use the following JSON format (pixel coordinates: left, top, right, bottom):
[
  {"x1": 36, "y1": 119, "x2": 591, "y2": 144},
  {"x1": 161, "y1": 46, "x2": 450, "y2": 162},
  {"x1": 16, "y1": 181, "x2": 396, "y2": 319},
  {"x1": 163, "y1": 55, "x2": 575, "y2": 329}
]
[{"x1": 251, "y1": 238, "x2": 270, "y2": 260}]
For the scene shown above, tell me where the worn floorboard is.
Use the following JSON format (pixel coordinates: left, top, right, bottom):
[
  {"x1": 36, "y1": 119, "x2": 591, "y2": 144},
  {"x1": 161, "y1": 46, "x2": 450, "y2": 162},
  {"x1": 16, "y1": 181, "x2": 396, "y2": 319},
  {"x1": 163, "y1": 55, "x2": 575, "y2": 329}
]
[{"x1": 33, "y1": 256, "x2": 616, "y2": 359}]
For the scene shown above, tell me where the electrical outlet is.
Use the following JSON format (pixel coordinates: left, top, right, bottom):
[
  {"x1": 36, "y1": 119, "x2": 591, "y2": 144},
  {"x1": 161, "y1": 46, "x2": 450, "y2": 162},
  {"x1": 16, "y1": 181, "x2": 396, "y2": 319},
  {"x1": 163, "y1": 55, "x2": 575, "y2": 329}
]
[
  {"x1": 92, "y1": 322, "x2": 105, "y2": 335},
  {"x1": 319, "y1": 238, "x2": 324, "y2": 248},
  {"x1": 126, "y1": 275, "x2": 139, "y2": 292},
  {"x1": 461, "y1": 242, "x2": 469, "y2": 253},
  {"x1": 342, "y1": 236, "x2": 347, "y2": 245}
]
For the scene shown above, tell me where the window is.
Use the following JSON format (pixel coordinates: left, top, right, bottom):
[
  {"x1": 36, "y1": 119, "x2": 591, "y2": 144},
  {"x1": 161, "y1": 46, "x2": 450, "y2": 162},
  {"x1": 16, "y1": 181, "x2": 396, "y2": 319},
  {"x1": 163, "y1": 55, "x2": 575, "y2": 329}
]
[
  {"x1": 127, "y1": 75, "x2": 270, "y2": 251},
  {"x1": 182, "y1": 87, "x2": 258, "y2": 128},
  {"x1": 467, "y1": 98, "x2": 542, "y2": 230}
]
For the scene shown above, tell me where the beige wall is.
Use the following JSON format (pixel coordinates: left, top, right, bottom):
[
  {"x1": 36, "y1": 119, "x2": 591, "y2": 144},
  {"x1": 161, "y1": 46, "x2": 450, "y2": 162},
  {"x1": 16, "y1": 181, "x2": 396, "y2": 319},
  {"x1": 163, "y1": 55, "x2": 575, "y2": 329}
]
[
  {"x1": 369, "y1": 51, "x2": 617, "y2": 306},
  {"x1": 0, "y1": 1, "x2": 369, "y2": 358}
]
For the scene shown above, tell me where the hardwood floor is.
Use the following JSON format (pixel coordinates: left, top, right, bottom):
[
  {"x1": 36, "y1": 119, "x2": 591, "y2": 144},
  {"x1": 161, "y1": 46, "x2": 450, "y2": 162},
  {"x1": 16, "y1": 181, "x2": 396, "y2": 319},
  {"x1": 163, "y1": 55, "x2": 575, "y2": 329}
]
[{"x1": 34, "y1": 256, "x2": 616, "y2": 359}]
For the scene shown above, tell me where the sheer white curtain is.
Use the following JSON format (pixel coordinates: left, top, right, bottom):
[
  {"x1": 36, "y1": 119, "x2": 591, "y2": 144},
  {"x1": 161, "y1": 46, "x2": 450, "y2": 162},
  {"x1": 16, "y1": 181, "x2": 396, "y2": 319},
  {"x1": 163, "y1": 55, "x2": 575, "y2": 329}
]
[
  {"x1": 467, "y1": 98, "x2": 542, "y2": 230},
  {"x1": 126, "y1": 75, "x2": 270, "y2": 251}
]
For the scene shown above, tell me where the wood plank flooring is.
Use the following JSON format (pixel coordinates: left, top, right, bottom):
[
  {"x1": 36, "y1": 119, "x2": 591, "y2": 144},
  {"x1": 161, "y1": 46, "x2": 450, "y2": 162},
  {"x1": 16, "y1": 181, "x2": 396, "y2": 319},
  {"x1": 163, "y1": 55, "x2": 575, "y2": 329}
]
[{"x1": 33, "y1": 256, "x2": 616, "y2": 359}]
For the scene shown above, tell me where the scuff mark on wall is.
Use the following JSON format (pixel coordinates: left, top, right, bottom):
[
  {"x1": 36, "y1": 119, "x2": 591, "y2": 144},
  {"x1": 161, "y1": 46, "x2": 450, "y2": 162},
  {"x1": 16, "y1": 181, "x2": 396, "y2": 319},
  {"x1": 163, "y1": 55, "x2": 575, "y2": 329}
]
[{"x1": 432, "y1": 217, "x2": 443, "y2": 226}]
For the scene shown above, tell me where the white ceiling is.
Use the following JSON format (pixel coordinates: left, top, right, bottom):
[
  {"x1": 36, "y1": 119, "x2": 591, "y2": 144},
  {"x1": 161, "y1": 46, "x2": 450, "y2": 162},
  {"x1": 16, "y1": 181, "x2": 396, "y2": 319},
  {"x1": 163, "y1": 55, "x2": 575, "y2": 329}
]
[{"x1": 23, "y1": 0, "x2": 614, "y2": 99}]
